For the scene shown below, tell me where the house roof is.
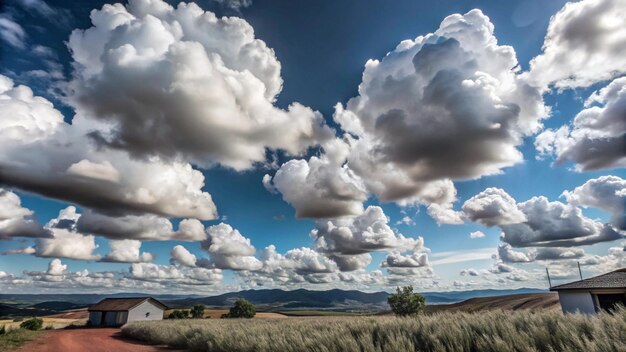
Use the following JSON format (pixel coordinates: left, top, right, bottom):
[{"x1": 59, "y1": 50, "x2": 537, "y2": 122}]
[
  {"x1": 550, "y1": 268, "x2": 626, "y2": 291},
  {"x1": 88, "y1": 297, "x2": 168, "y2": 311}
]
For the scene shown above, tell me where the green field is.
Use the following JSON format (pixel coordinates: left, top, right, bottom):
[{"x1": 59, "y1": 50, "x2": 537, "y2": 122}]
[
  {"x1": 123, "y1": 307, "x2": 626, "y2": 352},
  {"x1": 0, "y1": 328, "x2": 41, "y2": 351}
]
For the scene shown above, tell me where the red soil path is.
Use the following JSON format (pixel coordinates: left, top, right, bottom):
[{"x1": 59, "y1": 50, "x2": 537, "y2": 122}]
[{"x1": 17, "y1": 328, "x2": 179, "y2": 352}]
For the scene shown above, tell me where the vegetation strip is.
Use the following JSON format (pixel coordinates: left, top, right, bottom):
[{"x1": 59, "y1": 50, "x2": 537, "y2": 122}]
[
  {"x1": 123, "y1": 308, "x2": 626, "y2": 352},
  {"x1": 0, "y1": 328, "x2": 41, "y2": 351}
]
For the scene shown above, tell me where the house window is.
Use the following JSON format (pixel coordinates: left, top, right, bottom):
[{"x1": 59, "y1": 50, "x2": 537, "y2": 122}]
[
  {"x1": 595, "y1": 293, "x2": 626, "y2": 312},
  {"x1": 145, "y1": 312, "x2": 150, "y2": 317}
]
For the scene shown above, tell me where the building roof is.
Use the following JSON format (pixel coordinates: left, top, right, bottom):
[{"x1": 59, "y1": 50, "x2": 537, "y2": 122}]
[
  {"x1": 88, "y1": 297, "x2": 168, "y2": 311},
  {"x1": 550, "y1": 268, "x2": 626, "y2": 291}
]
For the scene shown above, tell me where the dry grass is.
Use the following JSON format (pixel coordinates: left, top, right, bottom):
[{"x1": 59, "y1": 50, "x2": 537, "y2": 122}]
[
  {"x1": 45, "y1": 308, "x2": 89, "y2": 320},
  {"x1": 0, "y1": 317, "x2": 87, "y2": 331},
  {"x1": 122, "y1": 307, "x2": 626, "y2": 352},
  {"x1": 426, "y1": 293, "x2": 560, "y2": 313}
]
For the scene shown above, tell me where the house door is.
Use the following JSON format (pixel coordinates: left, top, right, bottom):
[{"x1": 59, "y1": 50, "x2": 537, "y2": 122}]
[
  {"x1": 596, "y1": 294, "x2": 626, "y2": 312},
  {"x1": 100, "y1": 312, "x2": 106, "y2": 325}
]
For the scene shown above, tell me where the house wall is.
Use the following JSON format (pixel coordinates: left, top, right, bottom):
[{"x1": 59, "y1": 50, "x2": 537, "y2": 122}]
[
  {"x1": 89, "y1": 311, "x2": 129, "y2": 326},
  {"x1": 117, "y1": 311, "x2": 129, "y2": 325},
  {"x1": 103, "y1": 311, "x2": 122, "y2": 326},
  {"x1": 127, "y1": 300, "x2": 164, "y2": 323},
  {"x1": 558, "y1": 291, "x2": 597, "y2": 314},
  {"x1": 88, "y1": 311, "x2": 102, "y2": 326}
]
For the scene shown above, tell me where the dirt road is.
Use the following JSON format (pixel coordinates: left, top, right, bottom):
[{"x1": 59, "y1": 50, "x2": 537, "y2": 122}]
[{"x1": 17, "y1": 328, "x2": 178, "y2": 352}]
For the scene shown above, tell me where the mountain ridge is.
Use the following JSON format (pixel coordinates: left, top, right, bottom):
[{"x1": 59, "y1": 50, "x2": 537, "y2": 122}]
[{"x1": 0, "y1": 287, "x2": 548, "y2": 316}]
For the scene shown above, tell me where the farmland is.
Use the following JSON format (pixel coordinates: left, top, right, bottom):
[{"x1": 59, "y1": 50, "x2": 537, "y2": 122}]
[
  {"x1": 123, "y1": 307, "x2": 626, "y2": 352},
  {"x1": 424, "y1": 293, "x2": 560, "y2": 313}
]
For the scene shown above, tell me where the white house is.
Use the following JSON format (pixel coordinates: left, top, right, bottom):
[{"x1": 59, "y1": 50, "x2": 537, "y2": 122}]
[
  {"x1": 88, "y1": 297, "x2": 168, "y2": 326},
  {"x1": 550, "y1": 268, "x2": 626, "y2": 314}
]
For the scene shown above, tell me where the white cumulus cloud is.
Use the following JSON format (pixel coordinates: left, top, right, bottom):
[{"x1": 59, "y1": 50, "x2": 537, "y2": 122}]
[
  {"x1": 564, "y1": 175, "x2": 626, "y2": 230},
  {"x1": 312, "y1": 206, "x2": 423, "y2": 255},
  {"x1": 267, "y1": 138, "x2": 367, "y2": 218},
  {"x1": 500, "y1": 196, "x2": 622, "y2": 248},
  {"x1": 469, "y1": 231, "x2": 486, "y2": 239},
  {"x1": 0, "y1": 75, "x2": 218, "y2": 220},
  {"x1": 170, "y1": 245, "x2": 198, "y2": 267},
  {"x1": 67, "y1": 0, "x2": 332, "y2": 170},
  {"x1": 535, "y1": 77, "x2": 626, "y2": 171},
  {"x1": 102, "y1": 239, "x2": 154, "y2": 263},
  {"x1": 265, "y1": 9, "x2": 546, "y2": 221},
  {"x1": 201, "y1": 223, "x2": 262, "y2": 270},
  {"x1": 34, "y1": 207, "x2": 101, "y2": 261},
  {"x1": 462, "y1": 188, "x2": 527, "y2": 227},
  {"x1": 0, "y1": 189, "x2": 48, "y2": 239},
  {"x1": 336, "y1": 9, "x2": 546, "y2": 202},
  {"x1": 526, "y1": 0, "x2": 626, "y2": 89}
]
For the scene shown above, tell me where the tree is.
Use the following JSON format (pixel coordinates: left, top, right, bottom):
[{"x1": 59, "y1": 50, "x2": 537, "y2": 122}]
[
  {"x1": 20, "y1": 317, "x2": 43, "y2": 331},
  {"x1": 191, "y1": 304, "x2": 205, "y2": 319},
  {"x1": 168, "y1": 309, "x2": 190, "y2": 319},
  {"x1": 222, "y1": 299, "x2": 256, "y2": 318},
  {"x1": 388, "y1": 286, "x2": 425, "y2": 316}
]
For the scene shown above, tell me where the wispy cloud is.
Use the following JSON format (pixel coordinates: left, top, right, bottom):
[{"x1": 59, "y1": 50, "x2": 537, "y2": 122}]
[
  {"x1": 0, "y1": 16, "x2": 26, "y2": 48},
  {"x1": 429, "y1": 248, "x2": 495, "y2": 266}
]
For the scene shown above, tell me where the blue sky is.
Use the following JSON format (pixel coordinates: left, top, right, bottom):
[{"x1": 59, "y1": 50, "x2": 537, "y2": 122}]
[{"x1": 0, "y1": 0, "x2": 624, "y2": 293}]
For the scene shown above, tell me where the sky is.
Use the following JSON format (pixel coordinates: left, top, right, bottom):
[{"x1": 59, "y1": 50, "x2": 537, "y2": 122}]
[{"x1": 0, "y1": 0, "x2": 624, "y2": 294}]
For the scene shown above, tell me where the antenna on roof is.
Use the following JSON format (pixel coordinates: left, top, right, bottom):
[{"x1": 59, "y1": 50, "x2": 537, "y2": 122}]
[
  {"x1": 578, "y1": 261, "x2": 583, "y2": 280},
  {"x1": 546, "y1": 267, "x2": 552, "y2": 288}
]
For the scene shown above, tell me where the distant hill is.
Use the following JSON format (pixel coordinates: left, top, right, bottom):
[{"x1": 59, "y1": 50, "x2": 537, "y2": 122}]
[
  {"x1": 422, "y1": 288, "x2": 548, "y2": 304},
  {"x1": 31, "y1": 301, "x2": 86, "y2": 311},
  {"x1": 165, "y1": 287, "x2": 548, "y2": 311},
  {"x1": 0, "y1": 287, "x2": 550, "y2": 316},
  {"x1": 0, "y1": 303, "x2": 56, "y2": 318},
  {"x1": 167, "y1": 288, "x2": 390, "y2": 311},
  {"x1": 426, "y1": 293, "x2": 560, "y2": 313}
]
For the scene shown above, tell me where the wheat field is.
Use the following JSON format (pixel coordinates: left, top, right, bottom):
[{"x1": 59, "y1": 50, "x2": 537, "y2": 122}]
[{"x1": 122, "y1": 307, "x2": 626, "y2": 352}]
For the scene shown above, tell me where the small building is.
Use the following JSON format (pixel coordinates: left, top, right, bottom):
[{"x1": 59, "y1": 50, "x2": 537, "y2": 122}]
[
  {"x1": 88, "y1": 297, "x2": 168, "y2": 326},
  {"x1": 550, "y1": 268, "x2": 626, "y2": 314}
]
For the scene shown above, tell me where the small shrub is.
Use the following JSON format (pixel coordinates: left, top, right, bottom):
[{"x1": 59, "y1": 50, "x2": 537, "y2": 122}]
[
  {"x1": 0, "y1": 327, "x2": 40, "y2": 350},
  {"x1": 44, "y1": 325, "x2": 54, "y2": 330},
  {"x1": 64, "y1": 323, "x2": 83, "y2": 330},
  {"x1": 0, "y1": 325, "x2": 5, "y2": 335},
  {"x1": 190, "y1": 304, "x2": 205, "y2": 319},
  {"x1": 388, "y1": 286, "x2": 425, "y2": 316},
  {"x1": 223, "y1": 299, "x2": 256, "y2": 318},
  {"x1": 168, "y1": 309, "x2": 189, "y2": 319},
  {"x1": 20, "y1": 318, "x2": 43, "y2": 331},
  {"x1": 12, "y1": 317, "x2": 24, "y2": 322}
]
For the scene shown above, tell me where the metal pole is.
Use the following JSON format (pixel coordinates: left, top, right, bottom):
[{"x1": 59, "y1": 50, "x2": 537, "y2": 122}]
[
  {"x1": 578, "y1": 262, "x2": 583, "y2": 280},
  {"x1": 546, "y1": 267, "x2": 552, "y2": 288}
]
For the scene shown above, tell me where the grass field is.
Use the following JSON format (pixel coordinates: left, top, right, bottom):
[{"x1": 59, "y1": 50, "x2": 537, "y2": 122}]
[
  {"x1": 123, "y1": 307, "x2": 626, "y2": 352},
  {"x1": 0, "y1": 317, "x2": 87, "y2": 331},
  {"x1": 425, "y1": 293, "x2": 560, "y2": 313},
  {"x1": 0, "y1": 328, "x2": 41, "y2": 351}
]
